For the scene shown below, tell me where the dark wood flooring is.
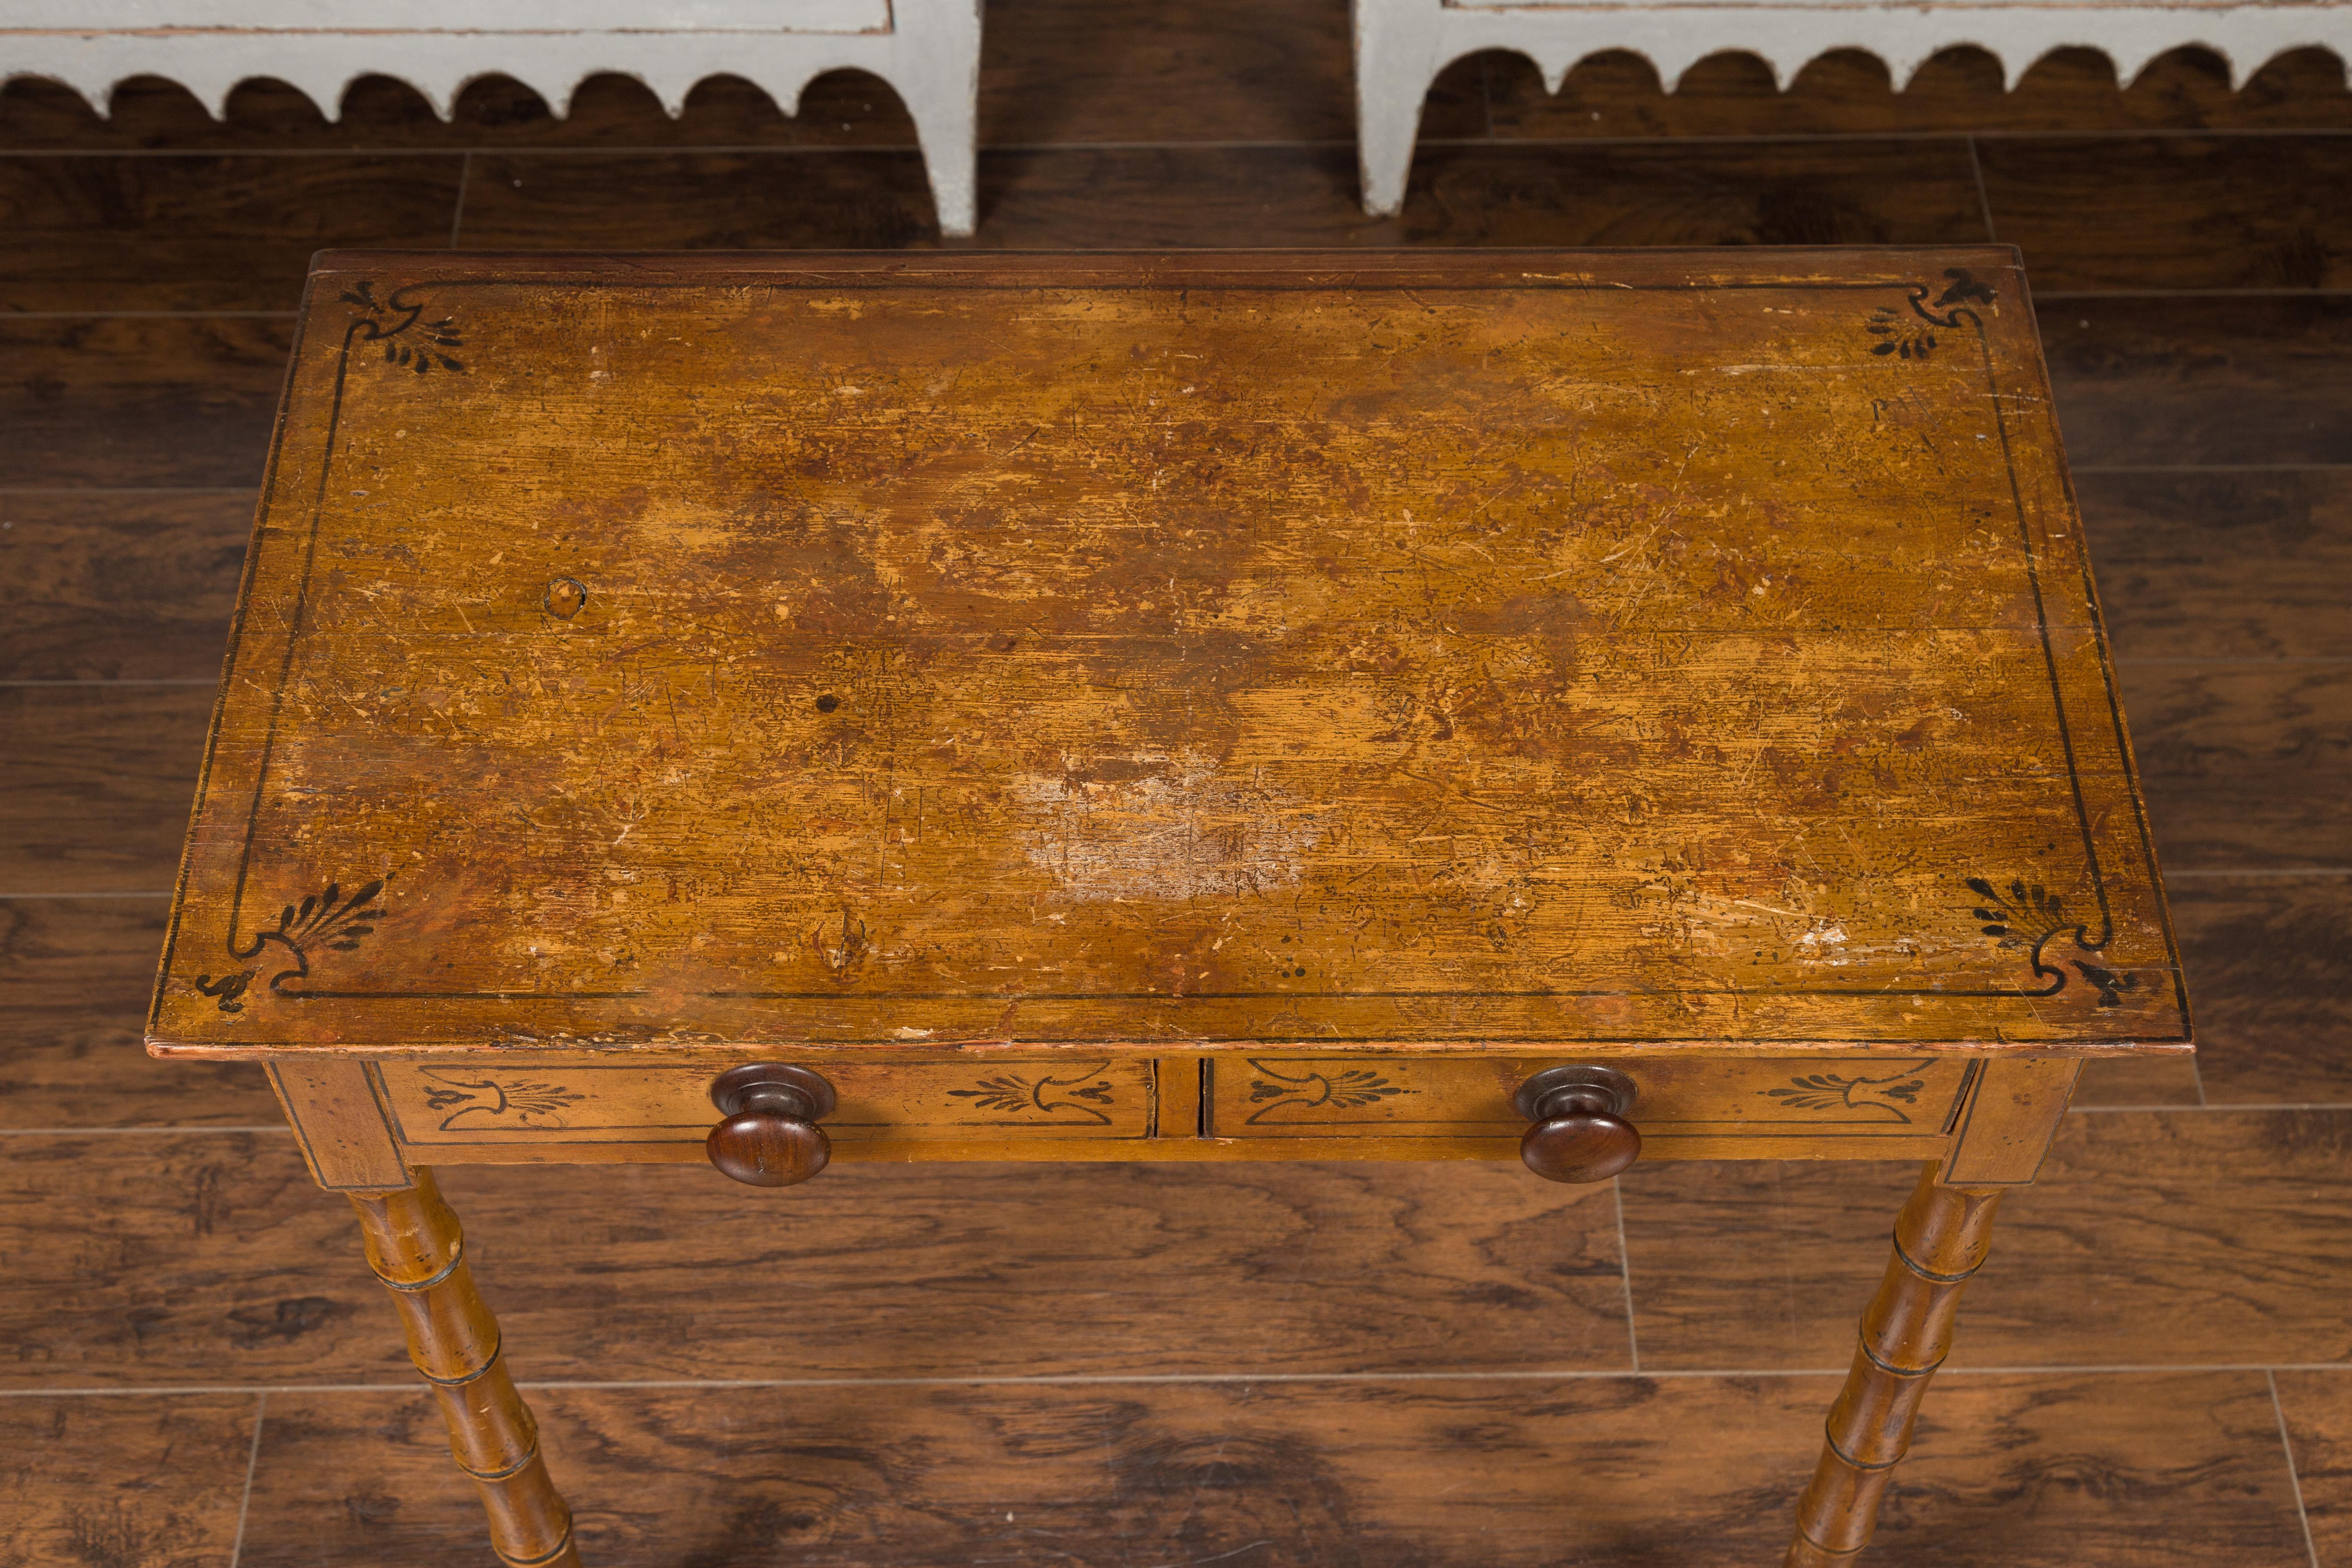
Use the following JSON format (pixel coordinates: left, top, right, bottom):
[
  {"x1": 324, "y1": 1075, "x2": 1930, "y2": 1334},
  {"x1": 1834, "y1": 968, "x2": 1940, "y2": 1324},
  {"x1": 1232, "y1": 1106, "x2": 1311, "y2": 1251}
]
[{"x1": 5, "y1": 4, "x2": 2351, "y2": 1563}]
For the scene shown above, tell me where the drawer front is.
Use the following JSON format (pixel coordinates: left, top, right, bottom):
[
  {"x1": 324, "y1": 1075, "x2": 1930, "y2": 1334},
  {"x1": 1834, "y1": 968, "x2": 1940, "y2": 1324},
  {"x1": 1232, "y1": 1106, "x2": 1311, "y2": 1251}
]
[
  {"x1": 1207, "y1": 1055, "x2": 1975, "y2": 1143},
  {"x1": 375, "y1": 1057, "x2": 1157, "y2": 1148}
]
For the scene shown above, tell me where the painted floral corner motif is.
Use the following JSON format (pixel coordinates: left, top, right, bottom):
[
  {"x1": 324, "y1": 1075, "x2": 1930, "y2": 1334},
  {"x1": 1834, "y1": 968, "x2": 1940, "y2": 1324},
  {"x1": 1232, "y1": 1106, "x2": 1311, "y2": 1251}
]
[
  {"x1": 1868, "y1": 269, "x2": 1998, "y2": 360},
  {"x1": 194, "y1": 877, "x2": 385, "y2": 1014},
  {"x1": 1968, "y1": 875, "x2": 2132, "y2": 1006},
  {"x1": 342, "y1": 281, "x2": 465, "y2": 375}
]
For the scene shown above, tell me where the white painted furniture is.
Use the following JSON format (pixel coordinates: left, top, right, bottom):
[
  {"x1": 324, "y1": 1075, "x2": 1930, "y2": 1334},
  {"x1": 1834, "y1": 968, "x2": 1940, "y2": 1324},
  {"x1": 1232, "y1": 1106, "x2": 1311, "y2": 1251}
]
[
  {"x1": 0, "y1": 0, "x2": 982, "y2": 234},
  {"x1": 1353, "y1": 0, "x2": 2352, "y2": 214}
]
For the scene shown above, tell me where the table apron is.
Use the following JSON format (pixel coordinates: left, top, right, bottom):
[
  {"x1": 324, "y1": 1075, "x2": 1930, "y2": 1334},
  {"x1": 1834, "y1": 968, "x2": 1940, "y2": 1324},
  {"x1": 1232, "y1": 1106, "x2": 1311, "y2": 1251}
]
[{"x1": 263, "y1": 1053, "x2": 2084, "y2": 1187}]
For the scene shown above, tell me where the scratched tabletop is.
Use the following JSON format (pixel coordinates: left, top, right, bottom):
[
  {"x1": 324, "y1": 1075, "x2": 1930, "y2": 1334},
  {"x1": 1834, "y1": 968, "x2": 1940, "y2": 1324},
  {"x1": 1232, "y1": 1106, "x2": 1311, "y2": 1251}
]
[{"x1": 148, "y1": 249, "x2": 2188, "y2": 1059}]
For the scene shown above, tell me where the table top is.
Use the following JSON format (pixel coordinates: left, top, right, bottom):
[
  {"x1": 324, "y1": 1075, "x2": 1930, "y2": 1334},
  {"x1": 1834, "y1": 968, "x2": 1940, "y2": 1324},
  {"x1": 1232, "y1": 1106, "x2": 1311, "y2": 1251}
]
[{"x1": 148, "y1": 248, "x2": 2188, "y2": 1061}]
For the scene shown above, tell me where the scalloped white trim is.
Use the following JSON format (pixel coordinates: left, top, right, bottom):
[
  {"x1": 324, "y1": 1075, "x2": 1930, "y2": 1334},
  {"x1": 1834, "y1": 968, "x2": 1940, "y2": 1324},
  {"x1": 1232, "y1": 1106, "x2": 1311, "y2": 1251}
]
[
  {"x1": 0, "y1": 0, "x2": 982, "y2": 233},
  {"x1": 1353, "y1": 0, "x2": 2352, "y2": 212}
]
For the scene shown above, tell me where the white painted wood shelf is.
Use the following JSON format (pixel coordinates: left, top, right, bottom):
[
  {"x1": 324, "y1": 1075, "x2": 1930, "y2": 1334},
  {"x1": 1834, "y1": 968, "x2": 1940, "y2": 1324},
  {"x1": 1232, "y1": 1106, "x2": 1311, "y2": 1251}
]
[
  {"x1": 0, "y1": 0, "x2": 982, "y2": 234},
  {"x1": 1352, "y1": 0, "x2": 2352, "y2": 214}
]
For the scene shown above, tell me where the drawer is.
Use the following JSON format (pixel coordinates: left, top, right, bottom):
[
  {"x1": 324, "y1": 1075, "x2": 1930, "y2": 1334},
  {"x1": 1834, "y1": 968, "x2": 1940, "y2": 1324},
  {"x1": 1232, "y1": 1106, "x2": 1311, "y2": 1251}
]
[
  {"x1": 373, "y1": 1056, "x2": 1158, "y2": 1148},
  {"x1": 1206, "y1": 1054, "x2": 1976, "y2": 1144}
]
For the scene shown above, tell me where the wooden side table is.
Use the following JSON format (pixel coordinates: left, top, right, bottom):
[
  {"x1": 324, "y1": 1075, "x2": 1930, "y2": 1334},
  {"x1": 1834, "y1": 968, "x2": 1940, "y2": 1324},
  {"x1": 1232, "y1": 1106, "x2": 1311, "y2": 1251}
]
[{"x1": 148, "y1": 248, "x2": 2190, "y2": 1567}]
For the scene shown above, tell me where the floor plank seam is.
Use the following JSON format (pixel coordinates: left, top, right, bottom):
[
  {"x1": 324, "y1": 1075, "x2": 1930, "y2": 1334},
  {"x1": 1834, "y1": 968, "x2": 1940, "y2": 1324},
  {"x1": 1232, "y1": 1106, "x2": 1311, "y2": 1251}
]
[
  {"x1": 228, "y1": 1389, "x2": 265, "y2": 1568},
  {"x1": 1613, "y1": 1176, "x2": 1642, "y2": 1375},
  {"x1": 1966, "y1": 133, "x2": 1998, "y2": 243},
  {"x1": 2269, "y1": 1370, "x2": 2324, "y2": 1568},
  {"x1": 449, "y1": 148, "x2": 471, "y2": 250}
]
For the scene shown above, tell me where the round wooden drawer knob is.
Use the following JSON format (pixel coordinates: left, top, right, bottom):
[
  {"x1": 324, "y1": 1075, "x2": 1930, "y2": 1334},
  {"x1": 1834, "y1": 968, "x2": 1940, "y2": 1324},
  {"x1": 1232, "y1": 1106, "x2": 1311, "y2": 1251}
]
[
  {"x1": 707, "y1": 1064, "x2": 837, "y2": 1187},
  {"x1": 1514, "y1": 1065, "x2": 1641, "y2": 1183}
]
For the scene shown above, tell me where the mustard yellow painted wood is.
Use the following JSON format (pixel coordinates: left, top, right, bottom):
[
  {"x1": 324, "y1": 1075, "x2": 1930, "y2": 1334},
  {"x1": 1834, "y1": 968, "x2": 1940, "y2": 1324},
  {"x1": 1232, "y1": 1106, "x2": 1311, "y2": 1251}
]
[
  {"x1": 147, "y1": 250, "x2": 2185, "y2": 1067},
  {"x1": 146, "y1": 249, "x2": 2189, "y2": 1567},
  {"x1": 358, "y1": 1049, "x2": 1986, "y2": 1160},
  {"x1": 268, "y1": 1057, "x2": 407, "y2": 1189}
]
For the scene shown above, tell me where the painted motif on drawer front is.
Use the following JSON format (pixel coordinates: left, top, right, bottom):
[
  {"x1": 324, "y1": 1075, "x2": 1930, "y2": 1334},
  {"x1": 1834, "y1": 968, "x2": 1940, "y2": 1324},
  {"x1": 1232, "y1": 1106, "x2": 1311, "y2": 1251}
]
[
  {"x1": 946, "y1": 1063, "x2": 1120, "y2": 1126},
  {"x1": 1243, "y1": 1061, "x2": 1415, "y2": 1125},
  {"x1": 1761, "y1": 1062, "x2": 1935, "y2": 1124},
  {"x1": 1211, "y1": 1056, "x2": 1974, "y2": 1140},
  {"x1": 376, "y1": 1057, "x2": 1157, "y2": 1145},
  {"x1": 419, "y1": 1071, "x2": 586, "y2": 1131}
]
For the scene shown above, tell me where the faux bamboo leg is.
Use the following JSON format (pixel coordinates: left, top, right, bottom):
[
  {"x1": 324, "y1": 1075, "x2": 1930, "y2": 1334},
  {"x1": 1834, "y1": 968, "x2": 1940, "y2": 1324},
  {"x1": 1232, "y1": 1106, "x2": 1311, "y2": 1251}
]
[
  {"x1": 349, "y1": 1168, "x2": 582, "y2": 1568},
  {"x1": 1784, "y1": 1164, "x2": 2005, "y2": 1567}
]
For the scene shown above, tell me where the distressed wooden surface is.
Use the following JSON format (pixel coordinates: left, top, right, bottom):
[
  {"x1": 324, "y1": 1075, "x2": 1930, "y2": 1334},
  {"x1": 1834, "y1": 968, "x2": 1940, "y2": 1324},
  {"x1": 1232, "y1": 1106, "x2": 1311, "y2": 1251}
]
[
  {"x1": 1974, "y1": 134, "x2": 2352, "y2": 292},
  {"x1": 2039, "y1": 296, "x2": 2352, "y2": 469},
  {"x1": 2079, "y1": 469, "x2": 2352, "y2": 661},
  {"x1": 2070, "y1": 1051, "x2": 2202, "y2": 1107},
  {"x1": 0, "y1": 489, "x2": 254, "y2": 682},
  {"x1": 1623, "y1": 1109, "x2": 2352, "y2": 1370},
  {"x1": 0, "y1": 685, "x2": 214, "y2": 895},
  {"x1": 2170, "y1": 877, "x2": 2352, "y2": 1105},
  {"x1": 0, "y1": 314, "x2": 295, "y2": 490},
  {"x1": 149, "y1": 248, "x2": 2183, "y2": 1061},
  {"x1": 0, "y1": 1394, "x2": 259, "y2": 1567},
  {"x1": 234, "y1": 1371, "x2": 2313, "y2": 1567},
  {"x1": 0, "y1": 153, "x2": 467, "y2": 314},
  {"x1": 2116, "y1": 661, "x2": 2352, "y2": 870},
  {"x1": 0, "y1": 897, "x2": 273, "y2": 1127},
  {"x1": 448, "y1": 137, "x2": 1991, "y2": 253},
  {"x1": 2273, "y1": 1370, "x2": 2352, "y2": 1566},
  {"x1": 0, "y1": 1140, "x2": 1634, "y2": 1388}
]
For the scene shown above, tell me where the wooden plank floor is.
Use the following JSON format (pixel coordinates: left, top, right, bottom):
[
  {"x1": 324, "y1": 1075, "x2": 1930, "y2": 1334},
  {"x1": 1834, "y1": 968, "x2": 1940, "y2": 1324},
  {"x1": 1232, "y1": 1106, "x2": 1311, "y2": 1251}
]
[{"x1": 5, "y1": 4, "x2": 2351, "y2": 1562}]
